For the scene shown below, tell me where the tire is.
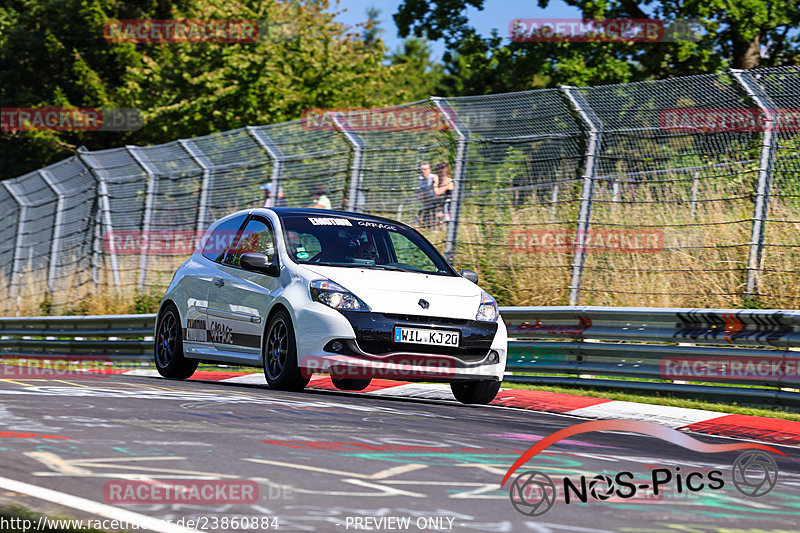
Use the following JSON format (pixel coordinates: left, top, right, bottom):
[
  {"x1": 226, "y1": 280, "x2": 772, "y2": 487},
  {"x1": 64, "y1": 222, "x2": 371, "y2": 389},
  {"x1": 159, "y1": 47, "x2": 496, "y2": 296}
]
[
  {"x1": 331, "y1": 378, "x2": 372, "y2": 391},
  {"x1": 450, "y1": 380, "x2": 501, "y2": 405},
  {"x1": 263, "y1": 309, "x2": 309, "y2": 392},
  {"x1": 154, "y1": 303, "x2": 198, "y2": 379}
]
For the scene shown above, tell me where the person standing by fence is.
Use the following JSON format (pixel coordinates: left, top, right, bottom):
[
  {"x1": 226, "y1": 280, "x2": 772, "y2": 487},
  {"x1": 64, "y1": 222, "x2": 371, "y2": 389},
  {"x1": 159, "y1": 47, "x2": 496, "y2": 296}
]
[
  {"x1": 417, "y1": 161, "x2": 437, "y2": 227},
  {"x1": 433, "y1": 162, "x2": 454, "y2": 224},
  {"x1": 309, "y1": 184, "x2": 332, "y2": 209}
]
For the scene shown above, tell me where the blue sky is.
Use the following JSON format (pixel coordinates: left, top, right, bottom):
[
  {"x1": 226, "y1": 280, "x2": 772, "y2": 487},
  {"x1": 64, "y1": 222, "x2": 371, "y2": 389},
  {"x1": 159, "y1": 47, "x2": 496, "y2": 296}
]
[{"x1": 331, "y1": 0, "x2": 583, "y2": 59}]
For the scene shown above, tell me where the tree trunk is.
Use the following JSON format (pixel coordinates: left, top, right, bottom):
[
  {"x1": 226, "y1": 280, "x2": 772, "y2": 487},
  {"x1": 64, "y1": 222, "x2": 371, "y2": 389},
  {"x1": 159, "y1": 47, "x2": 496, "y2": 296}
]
[{"x1": 732, "y1": 33, "x2": 761, "y2": 69}]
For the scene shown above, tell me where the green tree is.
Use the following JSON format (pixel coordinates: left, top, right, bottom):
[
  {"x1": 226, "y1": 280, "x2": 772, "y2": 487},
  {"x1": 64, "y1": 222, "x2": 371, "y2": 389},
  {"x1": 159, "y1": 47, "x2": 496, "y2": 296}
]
[
  {"x1": 394, "y1": 0, "x2": 800, "y2": 95},
  {"x1": 0, "y1": 0, "x2": 406, "y2": 179},
  {"x1": 0, "y1": 0, "x2": 179, "y2": 178},
  {"x1": 119, "y1": 0, "x2": 397, "y2": 143},
  {"x1": 387, "y1": 37, "x2": 444, "y2": 101}
]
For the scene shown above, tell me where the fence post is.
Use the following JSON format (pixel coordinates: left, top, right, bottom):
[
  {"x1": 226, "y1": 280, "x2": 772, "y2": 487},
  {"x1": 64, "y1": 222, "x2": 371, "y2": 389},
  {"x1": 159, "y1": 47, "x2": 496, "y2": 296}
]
[
  {"x1": 39, "y1": 170, "x2": 64, "y2": 295},
  {"x1": 246, "y1": 126, "x2": 283, "y2": 208},
  {"x1": 551, "y1": 182, "x2": 559, "y2": 221},
  {"x1": 329, "y1": 113, "x2": 365, "y2": 212},
  {"x1": 2, "y1": 182, "x2": 27, "y2": 315},
  {"x1": 77, "y1": 149, "x2": 120, "y2": 288},
  {"x1": 690, "y1": 170, "x2": 700, "y2": 219},
  {"x1": 126, "y1": 146, "x2": 158, "y2": 290},
  {"x1": 179, "y1": 140, "x2": 213, "y2": 235},
  {"x1": 730, "y1": 69, "x2": 778, "y2": 301},
  {"x1": 431, "y1": 97, "x2": 468, "y2": 264},
  {"x1": 561, "y1": 86, "x2": 601, "y2": 306}
]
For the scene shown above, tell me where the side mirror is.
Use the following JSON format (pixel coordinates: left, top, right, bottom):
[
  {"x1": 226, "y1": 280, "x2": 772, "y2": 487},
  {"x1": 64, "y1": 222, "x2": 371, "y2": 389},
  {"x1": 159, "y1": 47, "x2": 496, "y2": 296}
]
[
  {"x1": 460, "y1": 269, "x2": 479, "y2": 284},
  {"x1": 240, "y1": 252, "x2": 279, "y2": 277}
]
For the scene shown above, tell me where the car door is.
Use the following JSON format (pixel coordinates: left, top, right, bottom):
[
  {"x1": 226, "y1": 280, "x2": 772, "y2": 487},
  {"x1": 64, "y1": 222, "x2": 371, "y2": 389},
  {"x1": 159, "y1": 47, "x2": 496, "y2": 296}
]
[
  {"x1": 206, "y1": 215, "x2": 280, "y2": 357},
  {"x1": 182, "y1": 214, "x2": 248, "y2": 355}
]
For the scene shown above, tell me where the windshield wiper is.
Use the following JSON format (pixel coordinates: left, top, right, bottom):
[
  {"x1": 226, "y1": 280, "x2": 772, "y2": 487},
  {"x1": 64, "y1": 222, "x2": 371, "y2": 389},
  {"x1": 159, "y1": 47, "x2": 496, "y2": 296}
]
[
  {"x1": 368, "y1": 265, "x2": 415, "y2": 272},
  {"x1": 309, "y1": 262, "x2": 419, "y2": 272}
]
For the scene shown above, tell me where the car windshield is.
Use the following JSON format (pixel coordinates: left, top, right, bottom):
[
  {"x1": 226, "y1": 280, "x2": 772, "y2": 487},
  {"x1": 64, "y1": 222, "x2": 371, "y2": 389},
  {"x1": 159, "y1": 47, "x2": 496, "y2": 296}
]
[{"x1": 280, "y1": 215, "x2": 455, "y2": 276}]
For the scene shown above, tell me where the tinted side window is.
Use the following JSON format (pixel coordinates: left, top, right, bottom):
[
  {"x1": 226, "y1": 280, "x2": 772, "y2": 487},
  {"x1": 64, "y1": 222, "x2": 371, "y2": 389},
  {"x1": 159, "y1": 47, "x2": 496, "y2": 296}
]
[
  {"x1": 388, "y1": 232, "x2": 438, "y2": 272},
  {"x1": 201, "y1": 215, "x2": 247, "y2": 262},
  {"x1": 285, "y1": 230, "x2": 323, "y2": 262},
  {"x1": 224, "y1": 218, "x2": 275, "y2": 267}
]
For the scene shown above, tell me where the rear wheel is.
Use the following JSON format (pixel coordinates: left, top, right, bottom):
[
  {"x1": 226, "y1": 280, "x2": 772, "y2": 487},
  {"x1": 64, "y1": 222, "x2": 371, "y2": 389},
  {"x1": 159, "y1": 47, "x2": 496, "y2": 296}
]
[
  {"x1": 154, "y1": 303, "x2": 198, "y2": 379},
  {"x1": 450, "y1": 380, "x2": 501, "y2": 405},
  {"x1": 264, "y1": 309, "x2": 309, "y2": 392},
  {"x1": 331, "y1": 378, "x2": 372, "y2": 391}
]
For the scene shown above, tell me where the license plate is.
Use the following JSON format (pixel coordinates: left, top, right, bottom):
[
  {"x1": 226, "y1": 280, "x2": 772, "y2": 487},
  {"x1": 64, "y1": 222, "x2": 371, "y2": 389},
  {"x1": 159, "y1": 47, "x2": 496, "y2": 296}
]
[{"x1": 394, "y1": 327, "x2": 460, "y2": 347}]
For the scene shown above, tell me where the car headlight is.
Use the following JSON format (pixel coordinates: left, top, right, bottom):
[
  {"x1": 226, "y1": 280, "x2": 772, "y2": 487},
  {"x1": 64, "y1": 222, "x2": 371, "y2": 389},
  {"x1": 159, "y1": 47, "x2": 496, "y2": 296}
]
[
  {"x1": 309, "y1": 280, "x2": 371, "y2": 312},
  {"x1": 476, "y1": 291, "x2": 498, "y2": 322}
]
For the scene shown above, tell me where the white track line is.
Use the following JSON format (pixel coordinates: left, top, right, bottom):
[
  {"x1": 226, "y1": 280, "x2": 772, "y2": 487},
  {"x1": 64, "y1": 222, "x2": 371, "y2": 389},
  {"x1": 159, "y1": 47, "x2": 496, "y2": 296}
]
[
  {"x1": 566, "y1": 401, "x2": 726, "y2": 428},
  {"x1": 0, "y1": 475, "x2": 200, "y2": 533}
]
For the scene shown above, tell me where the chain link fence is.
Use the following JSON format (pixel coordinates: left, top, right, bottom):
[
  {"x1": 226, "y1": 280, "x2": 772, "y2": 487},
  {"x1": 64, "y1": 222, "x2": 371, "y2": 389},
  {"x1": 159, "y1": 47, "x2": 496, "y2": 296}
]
[{"x1": 3, "y1": 66, "x2": 799, "y2": 314}]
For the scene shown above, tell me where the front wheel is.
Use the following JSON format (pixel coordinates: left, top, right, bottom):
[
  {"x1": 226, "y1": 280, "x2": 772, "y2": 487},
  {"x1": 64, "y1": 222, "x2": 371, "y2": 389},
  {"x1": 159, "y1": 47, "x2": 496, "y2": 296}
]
[
  {"x1": 450, "y1": 380, "x2": 501, "y2": 405},
  {"x1": 263, "y1": 309, "x2": 309, "y2": 392},
  {"x1": 154, "y1": 303, "x2": 198, "y2": 379}
]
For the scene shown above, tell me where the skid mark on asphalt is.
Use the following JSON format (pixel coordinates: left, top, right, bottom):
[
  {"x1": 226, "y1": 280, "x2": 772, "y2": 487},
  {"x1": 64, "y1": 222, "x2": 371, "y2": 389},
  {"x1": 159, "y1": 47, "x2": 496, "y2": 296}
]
[
  {"x1": 26, "y1": 451, "x2": 238, "y2": 480},
  {"x1": 243, "y1": 458, "x2": 428, "y2": 480}
]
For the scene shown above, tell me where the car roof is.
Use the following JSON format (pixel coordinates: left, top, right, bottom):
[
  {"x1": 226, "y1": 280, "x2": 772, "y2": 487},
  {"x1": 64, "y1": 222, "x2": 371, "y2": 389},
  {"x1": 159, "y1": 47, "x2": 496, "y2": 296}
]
[{"x1": 266, "y1": 207, "x2": 409, "y2": 227}]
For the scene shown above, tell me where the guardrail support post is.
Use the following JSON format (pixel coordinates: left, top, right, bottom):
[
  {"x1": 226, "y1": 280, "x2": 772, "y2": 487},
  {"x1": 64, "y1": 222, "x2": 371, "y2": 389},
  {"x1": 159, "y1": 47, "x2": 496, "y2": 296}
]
[
  {"x1": 730, "y1": 69, "x2": 778, "y2": 301},
  {"x1": 2, "y1": 182, "x2": 28, "y2": 315},
  {"x1": 39, "y1": 170, "x2": 64, "y2": 295},
  {"x1": 432, "y1": 97, "x2": 468, "y2": 264},
  {"x1": 179, "y1": 140, "x2": 214, "y2": 235},
  {"x1": 126, "y1": 147, "x2": 158, "y2": 290},
  {"x1": 329, "y1": 113, "x2": 365, "y2": 212},
  {"x1": 78, "y1": 149, "x2": 120, "y2": 289},
  {"x1": 247, "y1": 127, "x2": 284, "y2": 208},
  {"x1": 561, "y1": 86, "x2": 601, "y2": 306}
]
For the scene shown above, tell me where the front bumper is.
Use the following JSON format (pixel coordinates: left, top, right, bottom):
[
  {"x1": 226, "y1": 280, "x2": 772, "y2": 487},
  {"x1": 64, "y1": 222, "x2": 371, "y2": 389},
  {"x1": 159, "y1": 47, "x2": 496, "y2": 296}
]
[{"x1": 294, "y1": 306, "x2": 507, "y2": 382}]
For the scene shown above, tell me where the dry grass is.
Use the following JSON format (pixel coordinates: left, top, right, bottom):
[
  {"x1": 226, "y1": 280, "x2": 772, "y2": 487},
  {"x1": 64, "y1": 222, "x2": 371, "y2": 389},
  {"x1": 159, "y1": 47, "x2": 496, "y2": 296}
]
[
  {"x1": 2, "y1": 185, "x2": 798, "y2": 316},
  {"x1": 2, "y1": 255, "x2": 175, "y2": 317},
  {"x1": 451, "y1": 179, "x2": 800, "y2": 308}
]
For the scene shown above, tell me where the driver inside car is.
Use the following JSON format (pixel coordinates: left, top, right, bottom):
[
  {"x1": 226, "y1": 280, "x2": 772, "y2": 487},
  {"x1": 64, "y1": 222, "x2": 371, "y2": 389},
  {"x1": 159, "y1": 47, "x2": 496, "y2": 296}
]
[{"x1": 349, "y1": 241, "x2": 378, "y2": 264}]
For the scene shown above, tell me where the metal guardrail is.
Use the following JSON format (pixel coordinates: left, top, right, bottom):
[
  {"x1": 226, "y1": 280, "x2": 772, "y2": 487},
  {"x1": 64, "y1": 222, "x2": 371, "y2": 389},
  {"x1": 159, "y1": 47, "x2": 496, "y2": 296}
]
[
  {"x1": 1, "y1": 307, "x2": 799, "y2": 405},
  {"x1": 500, "y1": 306, "x2": 800, "y2": 405},
  {"x1": 0, "y1": 314, "x2": 156, "y2": 359}
]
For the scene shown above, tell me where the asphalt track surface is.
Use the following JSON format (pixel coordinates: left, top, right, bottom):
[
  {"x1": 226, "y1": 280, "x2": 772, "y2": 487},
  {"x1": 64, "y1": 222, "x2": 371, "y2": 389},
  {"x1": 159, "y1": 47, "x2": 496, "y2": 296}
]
[{"x1": 0, "y1": 374, "x2": 798, "y2": 533}]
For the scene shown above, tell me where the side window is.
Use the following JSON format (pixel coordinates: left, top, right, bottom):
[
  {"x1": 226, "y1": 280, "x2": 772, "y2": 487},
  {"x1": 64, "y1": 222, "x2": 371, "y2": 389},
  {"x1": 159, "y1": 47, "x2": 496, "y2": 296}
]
[
  {"x1": 201, "y1": 215, "x2": 247, "y2": 263},
  {"x1": 388, "y1": 232, "x2": 439, "y2": 272},
  {"x1": 224, "y1": 217, "x2": 275, "y2": 267},
  {"x1": 286, "y1": 230, "x2": 322, "y2": 261}
]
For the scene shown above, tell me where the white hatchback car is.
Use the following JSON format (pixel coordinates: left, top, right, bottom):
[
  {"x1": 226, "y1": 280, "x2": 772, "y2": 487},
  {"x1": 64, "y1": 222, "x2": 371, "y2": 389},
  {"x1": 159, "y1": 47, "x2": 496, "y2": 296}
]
[{"x1": 155, "y1": 208, "x2": 507, "y2": 404}]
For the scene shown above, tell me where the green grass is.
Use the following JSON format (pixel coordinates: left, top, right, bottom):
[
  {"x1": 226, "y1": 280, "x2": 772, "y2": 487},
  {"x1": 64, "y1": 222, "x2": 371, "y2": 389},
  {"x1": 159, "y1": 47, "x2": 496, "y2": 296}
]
[{"x1": 508, "y1": 382, "x2": 800, "y2": 422}]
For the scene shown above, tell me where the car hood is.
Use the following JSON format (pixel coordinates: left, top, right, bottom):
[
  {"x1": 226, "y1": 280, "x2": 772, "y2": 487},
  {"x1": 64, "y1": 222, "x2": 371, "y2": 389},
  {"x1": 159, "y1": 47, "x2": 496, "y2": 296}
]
[{"x1": 300, "y1": 265, "x2": 483, "y2": 319}]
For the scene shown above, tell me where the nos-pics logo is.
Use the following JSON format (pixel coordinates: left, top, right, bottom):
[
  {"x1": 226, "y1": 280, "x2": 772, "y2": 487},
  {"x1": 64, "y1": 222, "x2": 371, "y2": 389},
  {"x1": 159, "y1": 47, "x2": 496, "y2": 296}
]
[{"x1": 502, "y1": 420, "x2": 783, "y2": 517}]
